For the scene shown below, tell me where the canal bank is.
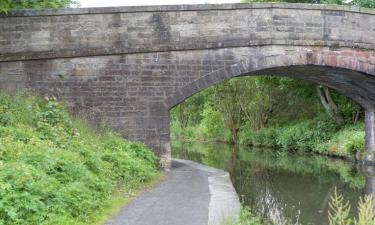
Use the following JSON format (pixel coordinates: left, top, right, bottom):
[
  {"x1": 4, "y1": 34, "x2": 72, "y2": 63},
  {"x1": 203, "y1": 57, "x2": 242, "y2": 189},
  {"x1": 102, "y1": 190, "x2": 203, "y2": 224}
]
[{"x1": 105, "y1": 159, "x2": 240, "y2": 225}]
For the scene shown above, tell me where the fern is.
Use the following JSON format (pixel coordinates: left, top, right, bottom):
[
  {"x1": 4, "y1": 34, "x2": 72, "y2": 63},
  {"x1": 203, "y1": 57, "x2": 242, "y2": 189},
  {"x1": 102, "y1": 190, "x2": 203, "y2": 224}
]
[
  {"x1": 328, "y1": 188, "x2": 375, "y2": 225},
  {"x1": 328, "y1": 188, "x2": 352, "y2": 225},
  {"x1": 355, "y1": 195, "x2": 375, "y2": 225}
]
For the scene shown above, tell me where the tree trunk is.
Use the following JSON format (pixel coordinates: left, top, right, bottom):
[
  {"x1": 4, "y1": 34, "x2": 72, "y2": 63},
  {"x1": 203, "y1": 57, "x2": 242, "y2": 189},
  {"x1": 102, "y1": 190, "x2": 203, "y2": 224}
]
[
  {"x1": 316, "y1": 85, "x2": 344, "y2": 125},
  {"x1": 178, "y1": 104, "x2": 189, "y2": 129},
  {"x1": 228, "y1": 117, "x2": 238, "y2": 144},
  {"x1": 352, "y1": 109, "x2": 361, "y2": 124}
]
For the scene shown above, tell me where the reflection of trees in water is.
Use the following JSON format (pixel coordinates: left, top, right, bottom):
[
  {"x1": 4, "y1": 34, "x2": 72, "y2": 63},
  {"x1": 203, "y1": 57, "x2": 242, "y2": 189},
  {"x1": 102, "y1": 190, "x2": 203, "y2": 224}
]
[
  {"x1": 233, "y1": 162, "x2": 301, "y2": 224},
  {"x1": 172, "y1": 140, "x2": 366, "y2": 225},
  {"x1": 223, "y1": 146, "x2": 299, "y2": 224},
  {"x1": 230, "y1": 149, "x2": 365, "y2": 224}
]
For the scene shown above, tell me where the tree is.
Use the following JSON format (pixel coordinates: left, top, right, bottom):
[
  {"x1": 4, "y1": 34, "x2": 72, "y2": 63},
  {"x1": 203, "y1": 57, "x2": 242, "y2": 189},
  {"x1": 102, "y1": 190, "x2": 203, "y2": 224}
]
[
  {"x1": 0, "y1": 0, "x2": 9, "y2": 12},
  {"x1": 237, "y1": 77, "x2": 287, "y2": 130},
  {"x1": 211, "y1": 80, "x2": 243, "y2": 143},
  {"x1": 350, "y1": 0, "x2": 375, "y2": 8},
  {"x1": 172, "y1": 92, "x2": 207, "y2": 130},
  {"x1": 316, "y1": 86, "x2": 344, "y2": 125},
  {"x1": 0, "y1": 0, "x2": 78, "y2": 13}
]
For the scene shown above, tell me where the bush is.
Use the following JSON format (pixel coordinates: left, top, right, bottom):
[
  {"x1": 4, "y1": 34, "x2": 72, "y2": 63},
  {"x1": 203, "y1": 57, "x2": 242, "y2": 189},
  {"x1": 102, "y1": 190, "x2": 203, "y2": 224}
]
[
  {"x1": 239, "y1": 127, "x2": 279, "y2": 147},
  {"x1": 258, "y1": 127, "x2": 279, "y2": 147},
  {"x1": 200, "y1": 105, "x2": 230, "y2": 142},
  {"x1": 240, "y1": 116, "x2": 338, "y2": 151},
  {"x1": 238, "y1": 116, "x2": 366, "y2": 158},
  {"x1": 0, "y1": 92, "x2": 158, "y2": 225},
  {"x1": 276, "y1": 118, "x2": 337, "y2": 152},
  {"x1": 239, "y1": 128, "x2": 257, "y2": 146},
  {"x1": 317, "y1": 124, "x2": 365, "y2": 158}
]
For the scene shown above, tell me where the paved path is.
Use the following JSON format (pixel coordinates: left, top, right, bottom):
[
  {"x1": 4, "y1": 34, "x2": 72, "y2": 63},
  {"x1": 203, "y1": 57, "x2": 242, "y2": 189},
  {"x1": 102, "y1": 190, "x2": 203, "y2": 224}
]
[{"x1": 105, "y1": 159, "x2": 240, "y2": 225}]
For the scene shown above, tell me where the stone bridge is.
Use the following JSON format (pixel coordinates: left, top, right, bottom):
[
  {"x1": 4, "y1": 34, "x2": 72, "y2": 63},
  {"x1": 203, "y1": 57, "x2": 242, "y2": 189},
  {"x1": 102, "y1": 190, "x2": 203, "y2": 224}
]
[{"x1": 1, "y1": 3, "x2": 375, "y2": 168}]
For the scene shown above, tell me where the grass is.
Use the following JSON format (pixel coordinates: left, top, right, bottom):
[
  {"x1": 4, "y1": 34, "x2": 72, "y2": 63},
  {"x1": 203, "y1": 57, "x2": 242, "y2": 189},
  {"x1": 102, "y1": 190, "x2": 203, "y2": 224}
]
[
  {"x1": 0, "y1": 91, "x2": 160, "y2": 225},
  {"x1": 220, "y1": 206, "x2": 268, "y2": 225}
]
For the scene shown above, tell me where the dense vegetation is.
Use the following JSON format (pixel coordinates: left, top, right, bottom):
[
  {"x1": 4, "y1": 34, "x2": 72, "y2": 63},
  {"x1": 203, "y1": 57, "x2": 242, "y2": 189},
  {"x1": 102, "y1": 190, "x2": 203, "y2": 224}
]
[
  {"x1": 171, "y1": 76, "x2": 365, "y2": 159},
  {"x1": 0, "y1": 0, "x2": 78, "y2": 13},
  {"x1": 0, "y1": 92, "x2": 158, "y2": 225}
]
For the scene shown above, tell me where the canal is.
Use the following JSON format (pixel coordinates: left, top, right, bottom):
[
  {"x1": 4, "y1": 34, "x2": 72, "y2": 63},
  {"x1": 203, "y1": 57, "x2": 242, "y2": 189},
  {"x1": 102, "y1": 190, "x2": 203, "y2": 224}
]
[{"x1": 172, "y1": 140, "x2": 371, "y2": 225}]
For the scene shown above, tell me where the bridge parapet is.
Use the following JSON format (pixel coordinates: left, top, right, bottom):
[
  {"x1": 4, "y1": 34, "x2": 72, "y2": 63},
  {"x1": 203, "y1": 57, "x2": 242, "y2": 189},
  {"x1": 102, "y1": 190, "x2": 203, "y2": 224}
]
[{"x1": 1, "y1": 3, "x2": 375, "y2": 62}]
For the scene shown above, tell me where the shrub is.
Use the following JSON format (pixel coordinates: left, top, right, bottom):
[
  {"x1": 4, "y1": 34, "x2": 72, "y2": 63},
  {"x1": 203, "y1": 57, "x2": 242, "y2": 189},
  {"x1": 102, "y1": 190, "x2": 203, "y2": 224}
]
[
  {"x1": 319, "y1": 124, "x2": 365, "y2": 158},
  {"x1": 276, "y1": 118, "x2": 336, "y2": 152},
  {"x1": 239, "y1": 128, "x2": 257, "y2": 146},
  {"x1": 239, "y1": 127, "x2": 278, "y2": 147},
  {"x1": 0, "y1": 92, "x2": 158, "y2": 225},
  {"x1": 239, "y1": 115, "x2": 364, "y2": 158},
  {"x1": 258, "y1": 127, "x2": 279, "y2": 147},
  {"x1": 200, "y1": 105, "x2": 230, "y2": 142}
]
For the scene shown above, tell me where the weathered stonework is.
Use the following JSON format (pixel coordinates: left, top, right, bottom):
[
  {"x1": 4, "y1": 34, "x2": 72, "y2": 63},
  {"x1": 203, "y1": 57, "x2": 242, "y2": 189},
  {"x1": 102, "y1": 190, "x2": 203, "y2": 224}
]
[{"x1": 0, "y1": 3, "x2": 375, "y2": 168}]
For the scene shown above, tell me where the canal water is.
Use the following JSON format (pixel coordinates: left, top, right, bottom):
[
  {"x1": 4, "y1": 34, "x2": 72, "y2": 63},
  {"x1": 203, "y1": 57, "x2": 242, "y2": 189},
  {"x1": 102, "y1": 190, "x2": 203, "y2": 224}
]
[{"x1": 171, "y1": 140, "x2": 369, "y2": 225}]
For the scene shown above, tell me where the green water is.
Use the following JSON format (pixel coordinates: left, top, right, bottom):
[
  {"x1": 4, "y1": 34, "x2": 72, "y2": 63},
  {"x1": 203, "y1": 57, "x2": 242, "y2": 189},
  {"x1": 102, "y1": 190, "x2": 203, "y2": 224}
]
[{"x1": 171, "y1": 140, "x2": 368, "y2": 225}]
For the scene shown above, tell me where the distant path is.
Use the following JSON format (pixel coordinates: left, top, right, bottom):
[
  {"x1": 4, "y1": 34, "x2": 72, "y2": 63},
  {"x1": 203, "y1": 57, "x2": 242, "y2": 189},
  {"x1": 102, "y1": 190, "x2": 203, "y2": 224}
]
[{"x1": 105, "y1": 159, "x2": 240, "y2": 225}]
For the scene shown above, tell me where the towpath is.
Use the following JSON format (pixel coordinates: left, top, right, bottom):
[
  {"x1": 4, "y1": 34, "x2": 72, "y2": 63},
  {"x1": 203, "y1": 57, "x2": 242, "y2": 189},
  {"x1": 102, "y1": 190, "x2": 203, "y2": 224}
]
[{"x1": 105, "y1": 159, "x2": 240, "y2": 225}]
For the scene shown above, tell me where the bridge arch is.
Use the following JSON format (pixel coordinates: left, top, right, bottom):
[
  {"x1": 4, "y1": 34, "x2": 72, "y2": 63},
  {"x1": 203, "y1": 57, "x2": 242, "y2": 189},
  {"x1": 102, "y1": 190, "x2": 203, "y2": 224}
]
[
  {"x1": 0, "y1": 3, "x2": 375, "y2": 168},
  {"x1": 155, "y1": 46, "x2": 375, "y2": 168},
  {"x1": 163, "y1": 46, "x2": 375, "y2": 110}
]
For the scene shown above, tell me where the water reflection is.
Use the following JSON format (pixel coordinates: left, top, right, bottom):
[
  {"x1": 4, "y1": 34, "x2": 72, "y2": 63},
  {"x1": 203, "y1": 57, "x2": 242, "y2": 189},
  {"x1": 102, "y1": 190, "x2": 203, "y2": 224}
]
[{"x1": 172, "y1": 140, "x2": 373, "y2": 225}]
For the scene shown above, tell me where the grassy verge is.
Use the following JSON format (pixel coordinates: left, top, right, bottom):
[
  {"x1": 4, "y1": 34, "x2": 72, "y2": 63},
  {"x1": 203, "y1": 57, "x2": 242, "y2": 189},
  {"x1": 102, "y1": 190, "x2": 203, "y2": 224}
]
[
  {"x1": 238, "y1": 117, "x2": 365, "y2": 159},
  {"x1": 0, "y1": 92, "x2": 160, "y2": 225}
]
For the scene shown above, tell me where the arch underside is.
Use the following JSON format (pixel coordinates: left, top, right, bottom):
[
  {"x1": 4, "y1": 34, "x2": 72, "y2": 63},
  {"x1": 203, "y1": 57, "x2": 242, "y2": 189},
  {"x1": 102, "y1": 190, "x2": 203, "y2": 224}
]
[
  {"x1": 167, "y1": 65, "x2": 375, "y2": 110},
  {"x1": 164, "y1": 46, "x2": 375, "y2": 111},
  {"x1": 246, "y1": 66, "x2": 375, "y2": 109}
]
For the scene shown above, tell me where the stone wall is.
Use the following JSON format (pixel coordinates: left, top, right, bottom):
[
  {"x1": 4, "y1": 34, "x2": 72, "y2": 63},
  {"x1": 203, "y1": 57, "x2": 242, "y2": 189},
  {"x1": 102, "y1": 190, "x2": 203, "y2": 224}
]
[
  {"x1": 0, "y1": 4, "x2": 375, "y2": 168},
  {"x1": 1, "y1": 3, "x2": 375, "y2": 61}
]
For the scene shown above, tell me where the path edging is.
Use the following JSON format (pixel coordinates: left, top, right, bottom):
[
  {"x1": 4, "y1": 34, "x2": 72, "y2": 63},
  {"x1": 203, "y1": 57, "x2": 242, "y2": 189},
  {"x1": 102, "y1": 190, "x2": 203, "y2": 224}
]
[{"x1": 173, "y1": 159, "x2": 241, "y2": 225}]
